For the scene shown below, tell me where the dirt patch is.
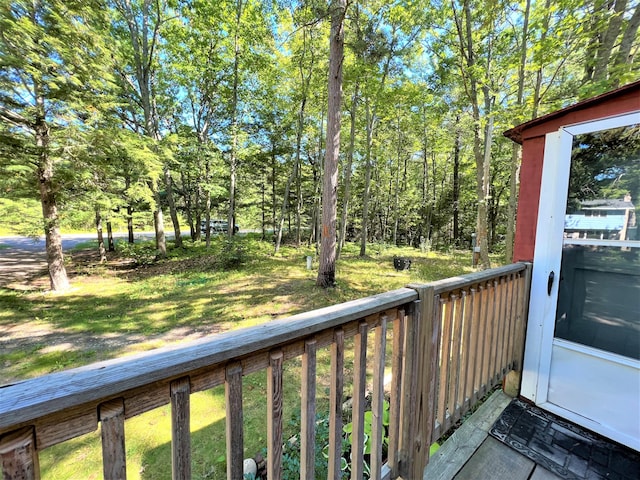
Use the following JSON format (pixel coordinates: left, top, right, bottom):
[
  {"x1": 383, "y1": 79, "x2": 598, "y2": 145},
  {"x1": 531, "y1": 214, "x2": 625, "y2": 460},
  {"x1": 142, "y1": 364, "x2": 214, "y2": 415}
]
[{"x1": 0, "y1": 248, "x2": 224, "y2": 381}]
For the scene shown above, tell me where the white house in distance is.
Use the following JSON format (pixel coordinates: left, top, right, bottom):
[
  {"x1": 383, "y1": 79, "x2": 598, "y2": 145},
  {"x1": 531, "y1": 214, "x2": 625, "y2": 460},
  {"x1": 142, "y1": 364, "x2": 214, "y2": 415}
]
[{"x1": 564, "y1": 194, "x2": 637, "y2": 241}]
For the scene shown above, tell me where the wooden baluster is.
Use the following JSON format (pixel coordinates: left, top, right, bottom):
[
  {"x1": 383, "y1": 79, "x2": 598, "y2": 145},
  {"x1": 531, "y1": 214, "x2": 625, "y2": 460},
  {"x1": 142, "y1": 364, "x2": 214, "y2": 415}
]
[
  {"x1": 225, "y1": 362, "x2": 244, "y2": 480},
  {"x1": 438, "y1": 296, "x2": 453, "y2": 433},
  {"x1": 351, "y1": 321, "x2": 369, "y2": 480},
  {"x1": 370, "y1": 315, "x2": 387, "y2": 480},
  {"x1": 328, "y1": 328, "x2": 345, "y2": 480},
  {"x1": 171, "y1": 377, "x2": 191, "y2": 480},
  {"x1": 426, "y1": 294, "x2": 441, "y2": 448},
  {"x1": 400, "y1": 285, "x2": 438, "y2": 479},
  {"x1": 461, "y1": 289, "x2": 475, "y2": 410},
  {"x1": 450, "y1": 294, "x2": 464, "y2": 425},
  {"x1": 514, "y1": 265, "x2": 533, "y2": 371},
  {"x1": 495, "y1": 277, "x2": 507, "y2": 379},
  {"x1": 268, "y1": 350, "x2": 284, "y2": 480},
  {"x1": 100, "y1": 399, "x2": 126, "y2": 480},
  {"x1": 0, "y1": 426, "x2": 40, "y2": 480},
  {"x1": 490, "y1": 279, "x2": 501, "y2": 384},
  {"x1": 476, "y1": 284, "x2": 488, "y2": 397},
  {"x1": 482, "y1": 281, "x2": 496, "y2": 389},
  {"x1": 504, "y1": 274, "x2": 516, "y2": 371},
  {"x1": 388, "y1": 309, "x2": 405, "y2": 478},
  {"x1": 468, "y1": 287, "x2": 482, "y2": 404},
  {"x1": 300, "y1": 338, "x2": 317, "y2": 480}
]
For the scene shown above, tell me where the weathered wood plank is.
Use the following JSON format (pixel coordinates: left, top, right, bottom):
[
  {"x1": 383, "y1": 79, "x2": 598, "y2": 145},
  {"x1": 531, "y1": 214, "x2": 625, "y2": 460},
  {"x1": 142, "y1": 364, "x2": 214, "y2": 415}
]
[
  {"x1": 99, "y1": 399, "x2": 126, "y2": 480},
  {"x1": 454, "y1": 436, "x2": 535, "y2": 480},
  {"x1": 504, "y1": 274, "x2": 516, "y2": 371},
  {"x1": 399, "y1": 301, "x2": 421, "y2": 478},
  {"x1": 406, "y1": 285, "x2": 438, "y2": 479},
  {"x1": 0, "y1": 426, "x2": 39, "y2": 480},
  {"x1": 460, "y1": 290, "x2": 474, "y2": 411},
  {"x1": 424, "y1": 390, "x2": 512, "y2": 480},
  {"x1": 449, "y1": 294, "x2": 463, "y2": 425},
  {"x1": 430, "y1": 263, "x2": 526, "y2": 294},
  {"x1": 34, "y1": 404, "x2": 97, "y2": 449},
  {"x1": 328, "y1": 329, "x2": 345, "y2": 480},
  {"x1": 370, "y1": 315, "x2": 387, "y2": 480},
  {"x1": 387, "y1": 310, "x2": 405, "y2": 478},
  {"x1": 438, "y1": 296, "x2": 453, "y2": 433},
  {"x1": 483, "y1": 281, "x2": 496, "y2": 389},
  {"x1": 267, "y1": 350, "x2": 284, "y2": 480},
  {"x1": 300, "y1": 338, "x2": 317, "y2": 480},
  {"x1": 530, "y1": 465, "x2": 563, "y2": 480},
  {"x1": 350, "y1": 321, "x2": 369, "y2": 480},
  {"x1": 475, "y1": 285, "x2": 488, "y2": 399},
  {"x1": 225, "y1": 362, "x2": 244, "y2": 480},
  {"x1": 170, "y1": 377, "x2": 191, "y2": 480}
]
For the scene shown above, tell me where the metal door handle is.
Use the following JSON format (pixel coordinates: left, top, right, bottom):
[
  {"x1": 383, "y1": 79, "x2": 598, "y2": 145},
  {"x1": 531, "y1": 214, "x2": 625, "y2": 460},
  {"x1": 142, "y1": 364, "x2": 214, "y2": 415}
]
[{"x1": 547, "y1": 271, "x2": 555, "y2": 296}]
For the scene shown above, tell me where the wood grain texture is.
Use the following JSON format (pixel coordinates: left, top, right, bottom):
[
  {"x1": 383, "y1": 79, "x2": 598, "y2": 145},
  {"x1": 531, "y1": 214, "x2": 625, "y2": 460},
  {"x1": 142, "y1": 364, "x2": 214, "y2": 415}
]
[
  {"x1": 454, "y1": 436, "x2": 534, "y2": 480},
  {"x1": 370, "y1": 316, "x2": 387, "y2": 480},
  {"x1": 0, "y1": 426, "x2": 40, "y2": 480},
  {"x1": 461, "y1": 290, "x2": 474, "y2": 411},
  {"x1": 399, "y1": 301, "x2": 420, "y2": 478},
  {"x1": 267, "y1": 350, "x2": 284, "y2": 480},
  {"x1": 350, "y1": 321, "x2": 369, "y2": 480},
  {"x1": 170, "y1": 377, "x2": 191, "y2": 480},
  {"x1": 99, "y1": 399, "x2": 126, "y2": 480},
  {"x1": 438, "y1": 296, "x2": 453, "y2": 433},
  {"x1": 449, "y1": 294, "x2": 463, "y2": 425},
  {"x1": 387, "y1": 310, "x2": 405, "y2": 478},
  {"x1": 328, "y1": 329, "x2": 344, "y2": 480},
  {"x1": 300, "y1": 338, "x2": 317, "y2": 480},
  {"x1": 225, "y1": 362, "x2": 243, "y2": 480}
]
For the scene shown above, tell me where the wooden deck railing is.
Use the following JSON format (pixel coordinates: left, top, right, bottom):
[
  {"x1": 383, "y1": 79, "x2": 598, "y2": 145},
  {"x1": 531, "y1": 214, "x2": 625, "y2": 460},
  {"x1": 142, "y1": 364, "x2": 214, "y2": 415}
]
[{"x1": 0, "y1": 262, "x2": 531, "y2": 480}]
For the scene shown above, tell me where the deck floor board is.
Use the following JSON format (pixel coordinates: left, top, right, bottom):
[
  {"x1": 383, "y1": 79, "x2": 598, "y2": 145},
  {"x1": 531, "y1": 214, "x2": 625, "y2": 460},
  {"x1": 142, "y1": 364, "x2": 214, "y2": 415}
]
[{"x1": 454, "y1": 436, "x2": 535, "y2": 480}]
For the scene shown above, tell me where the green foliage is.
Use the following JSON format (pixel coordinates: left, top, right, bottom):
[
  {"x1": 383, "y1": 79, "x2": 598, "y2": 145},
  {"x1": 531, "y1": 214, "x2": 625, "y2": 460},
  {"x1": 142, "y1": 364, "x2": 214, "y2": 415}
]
[
  {"x1": 216, "y1": 237, "x2": 249, "y2": 270},
  {"x1": 115, "y1": 240, "x2": 158, "y2": 265}
]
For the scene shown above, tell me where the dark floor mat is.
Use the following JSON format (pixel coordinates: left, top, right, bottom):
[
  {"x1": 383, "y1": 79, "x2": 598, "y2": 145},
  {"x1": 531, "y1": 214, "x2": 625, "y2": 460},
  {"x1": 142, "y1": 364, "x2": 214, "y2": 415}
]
[{"x1": 489, "y1": 398, "x2": 640, "y2": 480}]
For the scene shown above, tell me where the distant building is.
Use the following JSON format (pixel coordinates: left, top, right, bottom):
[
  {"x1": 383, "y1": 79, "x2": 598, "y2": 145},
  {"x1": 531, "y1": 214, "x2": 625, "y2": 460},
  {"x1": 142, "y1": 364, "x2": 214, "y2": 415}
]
[{"x1": 564, "y1": 194, "x2": 636, "y2": 240}]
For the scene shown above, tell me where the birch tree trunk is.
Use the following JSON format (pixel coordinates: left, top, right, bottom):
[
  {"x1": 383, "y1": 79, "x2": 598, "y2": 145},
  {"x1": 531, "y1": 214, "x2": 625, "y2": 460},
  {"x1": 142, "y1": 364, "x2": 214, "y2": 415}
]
[{"x1": 317, "y1": 0, "x2": 346, "y2": 288}]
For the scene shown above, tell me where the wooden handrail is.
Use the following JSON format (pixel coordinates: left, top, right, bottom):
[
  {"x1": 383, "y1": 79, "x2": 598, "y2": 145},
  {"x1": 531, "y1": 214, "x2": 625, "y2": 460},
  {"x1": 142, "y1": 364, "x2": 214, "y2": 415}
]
[{"x1": 0, "y1": 262, "x2": 532, "y2": 480}]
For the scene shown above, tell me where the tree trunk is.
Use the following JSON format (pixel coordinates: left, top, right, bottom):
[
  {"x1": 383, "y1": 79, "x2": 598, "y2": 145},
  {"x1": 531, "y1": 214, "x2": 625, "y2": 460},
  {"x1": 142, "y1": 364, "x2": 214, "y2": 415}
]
[
  {"x1": 506, "y1": 0, "x2": 530, "y2": 262},
  {"x1": 35, "y1": 108, "x2": 69, "y2": 291},
  {"x1": 317, "y1": 0, "x2": 345, "y2": 288},
  {"x1": 96, "y1": 210, "x2": 107, "y2": 263},
  {"x1": 274, "y1": 162, "x2": 297, "y2": 254},
  {"x1": 360, "y1": 99, "x2": 373, "y2": 257},
  {"x1": 452, "y1": 120, "x2": 461, "y2": 245},
  {"x1": 592, "y1": 0, "x2": 627, "y2": 83},
  {"x1": 228, "y1": 0, "x2": 243, "y2": 238},
  {"x1": 164, "y1": 168, "x2": 182, "y2": 248},
  {"x1": 106, "y1": 221, "x2": 115, "y2": 252},
  {"x1": 151, "y1": 186, "x2": 166, "y2": 256},
  {"x1": 613, "y1": 3, "x2": 640, "y2": 84},
  {"x1": 337, "y1": 84, "x2": 358, "y2": 259}
]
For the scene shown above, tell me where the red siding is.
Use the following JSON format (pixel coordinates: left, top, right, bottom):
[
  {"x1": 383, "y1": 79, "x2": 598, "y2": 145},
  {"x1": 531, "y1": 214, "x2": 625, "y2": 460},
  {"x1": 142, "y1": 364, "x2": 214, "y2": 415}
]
[{"x1": 513, "y1": 136, "x2": 545, "y2": 262}]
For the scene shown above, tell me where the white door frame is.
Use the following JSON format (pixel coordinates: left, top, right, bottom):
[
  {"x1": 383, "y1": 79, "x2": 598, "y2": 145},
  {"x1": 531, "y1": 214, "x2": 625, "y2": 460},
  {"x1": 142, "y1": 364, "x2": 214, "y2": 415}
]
[{"x1": 520, "y1": 111, "x2": 640, "y2": 449}]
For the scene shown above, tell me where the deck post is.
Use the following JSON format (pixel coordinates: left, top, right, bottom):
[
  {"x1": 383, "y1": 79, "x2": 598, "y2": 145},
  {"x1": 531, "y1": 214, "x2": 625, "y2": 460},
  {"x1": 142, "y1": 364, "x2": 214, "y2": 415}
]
[
  {"x1": 0, "y1": 426, "x2": 40, "y2": 480},
  {"x1": 99, "y1": 398, "x2": 126, "y2": 480},
  {"x1": 401, "y1": 284, "x2": 438, "y2": 479},
  {"x1": 170, "y1": 377, "x2": 191, "y2": 480},
  {"x1": 514, "y1": 263, "x2": 533, "y2": 373}
]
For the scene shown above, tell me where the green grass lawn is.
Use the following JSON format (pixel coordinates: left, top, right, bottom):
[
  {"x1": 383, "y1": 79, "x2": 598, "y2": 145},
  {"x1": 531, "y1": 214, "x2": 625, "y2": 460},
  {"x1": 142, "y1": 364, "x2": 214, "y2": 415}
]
[{"x1": 0, "y1": 236, "x2": 500, "y2": 479}]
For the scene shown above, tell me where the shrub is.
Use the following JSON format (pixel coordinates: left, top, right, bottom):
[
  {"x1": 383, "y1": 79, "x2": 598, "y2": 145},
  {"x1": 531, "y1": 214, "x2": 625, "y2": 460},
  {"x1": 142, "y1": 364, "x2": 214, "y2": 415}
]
[{"x1": 116, "y1": 240, "x2": 158, "y2": 265}]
